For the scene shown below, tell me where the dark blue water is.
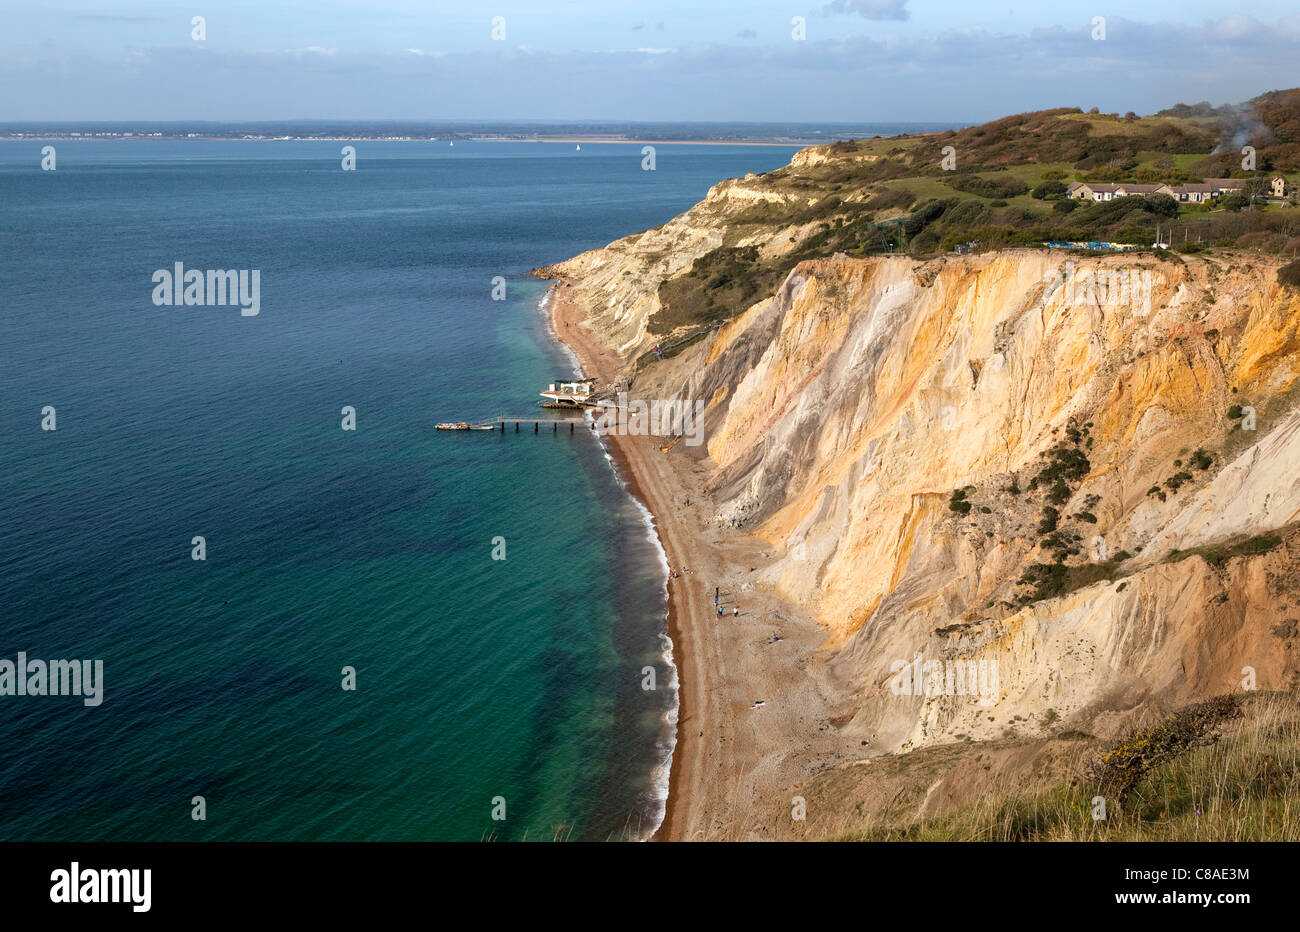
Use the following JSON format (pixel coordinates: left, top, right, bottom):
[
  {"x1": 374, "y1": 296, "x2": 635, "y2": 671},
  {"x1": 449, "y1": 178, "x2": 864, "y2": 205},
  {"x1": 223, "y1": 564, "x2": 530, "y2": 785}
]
[{"x1": 0, "y1": 139, "x2": 797, "y2": 841}]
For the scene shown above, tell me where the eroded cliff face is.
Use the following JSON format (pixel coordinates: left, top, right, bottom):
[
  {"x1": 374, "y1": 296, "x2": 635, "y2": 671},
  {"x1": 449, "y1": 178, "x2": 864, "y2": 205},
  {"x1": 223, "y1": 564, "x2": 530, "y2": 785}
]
[
  {"x1": 541, "y1": 167, "x2": 1300, "y2": 754},
  {"x1": 534, "y1": 171, "x2": 829, "y2": 355}
]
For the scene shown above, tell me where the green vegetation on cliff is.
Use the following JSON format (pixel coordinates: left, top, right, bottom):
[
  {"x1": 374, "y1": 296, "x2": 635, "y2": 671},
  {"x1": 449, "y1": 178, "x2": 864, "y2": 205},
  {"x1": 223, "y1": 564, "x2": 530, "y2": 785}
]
[{"x1": 643, "y1": 90, "x2": 1300, "y2": 336}]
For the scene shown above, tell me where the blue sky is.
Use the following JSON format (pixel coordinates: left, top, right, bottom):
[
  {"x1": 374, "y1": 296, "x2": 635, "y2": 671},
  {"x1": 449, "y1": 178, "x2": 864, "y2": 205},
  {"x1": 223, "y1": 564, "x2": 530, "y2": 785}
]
[{"x1": 3, "y1": 1, "x2": 1299, "y2": 121}]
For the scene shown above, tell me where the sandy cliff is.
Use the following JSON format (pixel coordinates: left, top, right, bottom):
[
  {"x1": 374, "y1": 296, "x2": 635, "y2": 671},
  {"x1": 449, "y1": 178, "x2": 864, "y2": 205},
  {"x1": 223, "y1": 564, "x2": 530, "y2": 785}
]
[{"x1": 537, "y1": 147, "x2": 1300, "y2": 835}]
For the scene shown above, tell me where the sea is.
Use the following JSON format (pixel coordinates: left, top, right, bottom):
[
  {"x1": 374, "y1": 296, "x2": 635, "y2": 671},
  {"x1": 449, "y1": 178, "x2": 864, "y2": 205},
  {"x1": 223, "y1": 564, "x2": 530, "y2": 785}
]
[{"x1": 0, "y1": 138, "x2": 798, "y2": 841}]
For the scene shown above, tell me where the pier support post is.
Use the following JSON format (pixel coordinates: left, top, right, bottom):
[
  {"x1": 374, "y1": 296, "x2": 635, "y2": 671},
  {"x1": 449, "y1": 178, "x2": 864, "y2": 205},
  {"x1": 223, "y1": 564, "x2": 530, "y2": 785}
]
[
  {"x1": 570, "y1": 422, "x2": 574, "y2": 434},
  {"x1": 534, "y1": 422, "x2": 538, "y2": 433},
  {"x1": 553, "y1": 422, "x2": 557, "y2": 433}
]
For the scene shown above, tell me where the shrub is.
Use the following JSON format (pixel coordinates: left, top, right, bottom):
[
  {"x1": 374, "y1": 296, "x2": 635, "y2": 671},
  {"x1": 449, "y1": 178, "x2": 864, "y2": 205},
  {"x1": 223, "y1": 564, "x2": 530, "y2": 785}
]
[
  {"x1": 910, "y1": 229, "x2": 941, "y2": 255},
  {"x1": 1019, "y1": 561, "x2": 1068, "y2": 601},
  {"x1": 1029, "y1": 443, "x2": 1091, "y2": 489},
  {"x1": 949, "y1": 488, "x2": 972, "y2": 514},
  {"x1": 1031, "y1": 180, "x2": 1068, "y2": 200},
  {"x1": 1279, "y1": 258, "x2": 1300, "y2": 290},
  {"x1": 1038, "y1": 507, "x2": 1059, "y2": 534},
  {"x1": 948, "y1": 174, "x2": 1030, "y2": 199},
  {"x1": 1144, "y1": 193, "x2": 1180, "y2": 217},
  {"x1": 867, "y1": 188, "x2": 916, "y2": 212},
  {"x1": 1164, "y1": 471, "x2": 1194, "y2": 491},
  {"x1": 1086, "y1": 695, "x2": 1242, "y2": 803},
  {"x1": 1237, "y1": 232, "x2": 1287, "y2": 252}
]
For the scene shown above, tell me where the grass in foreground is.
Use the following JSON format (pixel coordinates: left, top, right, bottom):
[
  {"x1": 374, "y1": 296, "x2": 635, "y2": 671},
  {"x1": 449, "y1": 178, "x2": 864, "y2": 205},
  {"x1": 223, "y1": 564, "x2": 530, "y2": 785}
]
[{"x1": 833, "y1": 693, "x2": 1300, "y2": 841}]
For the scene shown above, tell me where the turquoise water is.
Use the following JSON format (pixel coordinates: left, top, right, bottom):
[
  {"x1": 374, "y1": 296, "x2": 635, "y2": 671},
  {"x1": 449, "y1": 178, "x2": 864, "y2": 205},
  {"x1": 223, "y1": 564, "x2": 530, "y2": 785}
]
[{"x1": 0, "y1": 139, "x2": 798, "y2": 841}]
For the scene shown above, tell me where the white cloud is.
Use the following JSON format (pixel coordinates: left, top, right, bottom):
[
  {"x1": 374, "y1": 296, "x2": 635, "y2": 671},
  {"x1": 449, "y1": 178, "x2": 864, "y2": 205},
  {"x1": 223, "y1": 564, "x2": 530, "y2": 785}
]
[{"x1": 4, "y1": 14, "x2": 1298, "y2": 123}]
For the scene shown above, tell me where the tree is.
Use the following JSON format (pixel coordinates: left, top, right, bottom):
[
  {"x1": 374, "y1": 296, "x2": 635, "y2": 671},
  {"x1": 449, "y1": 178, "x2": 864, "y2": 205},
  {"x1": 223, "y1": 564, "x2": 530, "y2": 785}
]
[
  {"x1": 1244, "y1": 177, "x2": 1272, "y2": 202},
  {"x1": 1031, "y1": 180, "x2": 1069, "y2": 200},
  {"x1": 1145, "y1": 193, "x2": 1180, "y2": 217}
]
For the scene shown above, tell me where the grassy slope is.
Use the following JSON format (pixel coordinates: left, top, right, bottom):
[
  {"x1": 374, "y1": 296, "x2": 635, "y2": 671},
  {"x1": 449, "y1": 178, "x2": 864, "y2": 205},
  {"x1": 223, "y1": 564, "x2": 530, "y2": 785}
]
[
  {"x1": 829, "y1": 694, "x2": 1300, "y2": 841},
  {"x1": 644, "y1": 95, "x2": 1300, "y2": 338}
]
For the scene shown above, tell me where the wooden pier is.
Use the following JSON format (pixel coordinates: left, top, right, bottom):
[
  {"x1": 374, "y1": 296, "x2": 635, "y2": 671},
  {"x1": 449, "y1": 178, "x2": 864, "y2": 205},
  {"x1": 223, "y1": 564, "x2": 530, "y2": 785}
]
[{"x1": 492, "y1": 416, "x2": 588, "y2": 434}]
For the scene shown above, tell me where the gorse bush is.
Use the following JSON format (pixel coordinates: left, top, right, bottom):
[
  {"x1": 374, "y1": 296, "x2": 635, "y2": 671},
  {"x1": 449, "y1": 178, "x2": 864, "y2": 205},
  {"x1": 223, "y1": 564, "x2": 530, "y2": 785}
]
[{"x1": 1086, "y1": 696, "x2": 1243, "y2": 803}]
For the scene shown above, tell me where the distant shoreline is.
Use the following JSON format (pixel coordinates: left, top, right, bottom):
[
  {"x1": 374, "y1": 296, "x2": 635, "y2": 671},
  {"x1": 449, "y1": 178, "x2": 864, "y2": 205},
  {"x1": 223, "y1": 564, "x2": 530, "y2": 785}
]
[{"x1": 0, "y1": 135, "x2": 822, "y2": 146}]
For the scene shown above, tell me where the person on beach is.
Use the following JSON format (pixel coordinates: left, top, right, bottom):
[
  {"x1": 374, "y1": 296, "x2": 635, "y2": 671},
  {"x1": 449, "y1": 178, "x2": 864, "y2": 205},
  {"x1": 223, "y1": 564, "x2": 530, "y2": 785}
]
[
  {"x1": 733, "y1": 607, "x2": 739, "y2": 617},
  {"x1": 717, "y1": 605, "x2": 723, "y2": 617}
]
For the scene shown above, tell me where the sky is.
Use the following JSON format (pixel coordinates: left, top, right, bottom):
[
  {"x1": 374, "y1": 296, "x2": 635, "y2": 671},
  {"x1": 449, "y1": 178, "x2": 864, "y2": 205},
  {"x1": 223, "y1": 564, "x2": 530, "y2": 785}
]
[{"x1": 2, "y1": 0, "x2": 1299, "y2": 122}]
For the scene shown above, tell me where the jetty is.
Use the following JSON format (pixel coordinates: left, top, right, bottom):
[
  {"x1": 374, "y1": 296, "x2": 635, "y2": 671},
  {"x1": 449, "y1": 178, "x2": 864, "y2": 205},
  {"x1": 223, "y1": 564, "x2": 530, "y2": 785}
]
[
  {"x1": 490, "y1": 416, "x2": 587, "y2": 433},
  {"x1": 438, "y1": 376, "x2": 618, "y2": 434}
]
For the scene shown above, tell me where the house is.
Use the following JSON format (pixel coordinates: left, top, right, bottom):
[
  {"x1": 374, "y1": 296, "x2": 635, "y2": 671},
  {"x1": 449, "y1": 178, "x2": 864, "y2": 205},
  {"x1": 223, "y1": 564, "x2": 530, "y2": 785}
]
[
  {"x1": 1114, "y1": 183, "x2": 1170, "y2": 197},
  {"x1": 1069, "y1": 182, "x2": 1176, "y2": 201},
  {"x1": 1203, "y1": 178, "x2": 1245, "y2": 196},
  {"x1": 1058, "y1": 175, "x2": 1279, "y2": 205},
  {"x1": 1168, "y1": 183, "x2": 1212, "y2": 203},
  {"x1": 539, "y1": 377, "x2": 598, "y2": 408},
  {"x1": 1067, "y1": 182, "x2": 1123, "y2": 201}
]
